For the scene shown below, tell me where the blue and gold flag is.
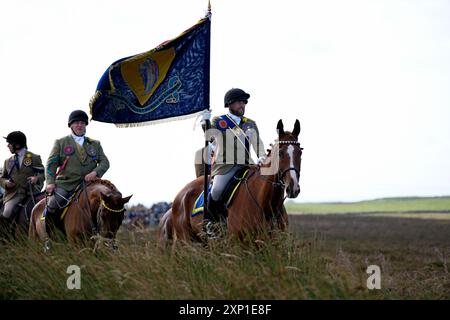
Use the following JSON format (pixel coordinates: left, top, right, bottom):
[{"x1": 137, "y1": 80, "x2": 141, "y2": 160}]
[{"x1": 90, "y1": 15, "x2": 210, "y2": 126}]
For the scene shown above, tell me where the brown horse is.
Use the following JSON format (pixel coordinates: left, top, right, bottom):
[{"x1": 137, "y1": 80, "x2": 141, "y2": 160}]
[
  {"x1": 29, "y1": 178, "x2": 132, "y2": 246},
  {"x1": 158, "y1": 119, "x2": 302, "y2": 246}
]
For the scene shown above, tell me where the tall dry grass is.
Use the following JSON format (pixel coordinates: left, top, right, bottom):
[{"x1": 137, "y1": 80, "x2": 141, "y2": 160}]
[
  {"x1": 0, "y1": 229, "x2": 377, "y2": 300},
  {"x1": 1, "y1": 213, "x2": 449, "y2": 300}
]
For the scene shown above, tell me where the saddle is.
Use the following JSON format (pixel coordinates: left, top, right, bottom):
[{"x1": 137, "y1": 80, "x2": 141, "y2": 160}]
[
  {"x1": 41, "y1": 186, "x2": 85, "y2": 235},
  {"x1": 192, "y1": 167, "x2": 250, "y2": 217}
]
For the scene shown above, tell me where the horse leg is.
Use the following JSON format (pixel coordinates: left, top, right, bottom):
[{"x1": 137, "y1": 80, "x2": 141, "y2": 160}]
[
  {"x1": 28, "y1": 209, "x2": 38, "y2": 241},
  {"x1": 278, "y1": 205, "x2": 289, "y2": 231}
]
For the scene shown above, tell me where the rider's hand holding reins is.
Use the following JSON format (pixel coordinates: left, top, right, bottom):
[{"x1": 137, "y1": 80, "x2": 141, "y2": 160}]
[
  {"x1": 85, "y1": 171, "x2": 97, "y2": 182},
  {"x1": 46, "y1": 183, "x2": 56, "y2": 195},
  {"x1": 27, "y1": 176, "x2": 38, "y2": 185}
]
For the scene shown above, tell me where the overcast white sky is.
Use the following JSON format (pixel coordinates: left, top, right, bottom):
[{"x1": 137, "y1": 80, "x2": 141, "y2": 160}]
[{"x1": 1, "y1": 0, "x2": 450, "y2": 206}]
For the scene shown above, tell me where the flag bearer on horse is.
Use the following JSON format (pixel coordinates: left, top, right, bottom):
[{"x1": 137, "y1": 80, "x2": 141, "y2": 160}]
[
  {"x1": 204, "y1": 88, "x2": 266, "y2": 238},
  {"x1": 43, "y1": 110, "x2": 110, "y2": 220},
  {"x1": 0, "y1": 131, "x2": 45, "y2": 235}
]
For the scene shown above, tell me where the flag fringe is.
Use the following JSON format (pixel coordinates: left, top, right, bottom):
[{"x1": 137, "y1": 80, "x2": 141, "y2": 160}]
[{"x1": 113, "y1": 110, "x2": 206, "y2": 128}]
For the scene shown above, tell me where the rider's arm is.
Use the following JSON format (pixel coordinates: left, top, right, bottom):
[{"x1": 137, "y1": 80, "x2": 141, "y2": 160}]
[
  {"x1": 45, "y1": 139, "x2": 61, "y2": 186},
  {"x1": 92, "y1": 141, "x2": 110, "y2": 178},
  {"x1": 33, "y1": 154, "x2": 45, "y2": 190}
]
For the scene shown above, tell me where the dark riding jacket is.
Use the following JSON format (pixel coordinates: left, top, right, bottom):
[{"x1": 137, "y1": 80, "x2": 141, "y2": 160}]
[
  {"x1": 46, "y1": 135, "x2": 109, "y2": 192},
  {"x1": 0, "y1": 151, "x2": 45, "y2": 203}
]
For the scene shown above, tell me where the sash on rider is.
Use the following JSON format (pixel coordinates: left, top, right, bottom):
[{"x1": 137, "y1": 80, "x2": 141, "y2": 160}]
[{"x1": 214, "y1": 114, "x2": 251, "y2": 162}]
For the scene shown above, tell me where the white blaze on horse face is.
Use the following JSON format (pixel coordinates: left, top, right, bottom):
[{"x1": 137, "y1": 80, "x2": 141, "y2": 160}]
[{"x1": 287, "y1": 145, "x2": 299, "y2": 187}]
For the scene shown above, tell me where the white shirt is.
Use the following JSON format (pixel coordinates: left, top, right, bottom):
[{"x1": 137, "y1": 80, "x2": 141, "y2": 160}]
[
  {"x1": 16, "y1": 148, "x2": 27, "y2": 168},
  {"x1": 227, "y1": 112, "x2": 241, "y2": 126},
  {"x1": 71, "y1": 134, "x2": 85, "y2": 147}
]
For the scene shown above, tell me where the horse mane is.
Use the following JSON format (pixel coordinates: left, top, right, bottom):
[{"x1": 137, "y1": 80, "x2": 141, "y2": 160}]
[{"x1": 86, "y1": 178, "x2": 119, "y2": 192}]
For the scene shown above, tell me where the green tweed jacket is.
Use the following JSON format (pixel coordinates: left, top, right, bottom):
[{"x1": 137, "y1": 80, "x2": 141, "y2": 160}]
[
  {"x1": 0, "y1": 151, "x2": 45, "y2": 203},
  {"x1": 210, "y1": 115, "x2": 265, "y2": 177},
  {"x1": 45, "y1": 135, "x2": 110, "y2": 192}
]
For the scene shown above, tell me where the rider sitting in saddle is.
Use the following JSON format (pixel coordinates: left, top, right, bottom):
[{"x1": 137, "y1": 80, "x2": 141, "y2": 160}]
[
  {"x1": 0, "y1": 131, "x2": 45, "y2": 234},
  {"x1": 43, "y1": 110, "x2": 110, "y2": 222},
  {"x1": 204, "y1": 88, "x2": 266, "y2": 239}
]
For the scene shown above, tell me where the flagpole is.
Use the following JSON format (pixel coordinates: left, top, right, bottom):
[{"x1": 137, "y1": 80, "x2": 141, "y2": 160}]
[
  {"x1": 203, "y1": 118, "x2": 211, "y2": 220},
  {"x1": 203, "y1": 0, "x2": 212, "y2": 222}
]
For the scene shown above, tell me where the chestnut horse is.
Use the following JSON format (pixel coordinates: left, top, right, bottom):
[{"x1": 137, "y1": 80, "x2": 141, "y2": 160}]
[
  {"x1": 29, "y1": 178, "x2": 132, "y2": 246},
  {"x1": 158, "y1": 119, "x2": 302, "y2": 246}
]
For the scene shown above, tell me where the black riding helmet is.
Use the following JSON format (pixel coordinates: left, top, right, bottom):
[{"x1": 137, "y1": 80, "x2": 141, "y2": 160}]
[
  {"x1": 68, "y1": 110, "x2": 89, "y2": 127},
  {"x1": 224, "y1": 88, "x2": 250, "y2": 107},
  {"x1": 4, "y1": 131, "x2": 27, "y2": 150}
]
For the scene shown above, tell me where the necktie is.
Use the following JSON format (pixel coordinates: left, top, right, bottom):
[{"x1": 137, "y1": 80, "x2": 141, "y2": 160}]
[{"x1": 14, "y1": 154, "x2": 20, "y2": 170}]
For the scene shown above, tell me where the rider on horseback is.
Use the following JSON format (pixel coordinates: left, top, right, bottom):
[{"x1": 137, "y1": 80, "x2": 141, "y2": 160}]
[
  {"x1": 204, "y1": 88, "x2": 266, "y2": 238},
  {"x1": 0, "y1": 131, "x2": 45, "y2": 236},
  {"x1": 43, "y1": 110, "x2": 110, "y2": 221}
]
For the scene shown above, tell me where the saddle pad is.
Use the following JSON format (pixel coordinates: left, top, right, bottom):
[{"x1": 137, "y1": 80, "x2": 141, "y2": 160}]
[
  {"x1": 192, "y1": 184, "x2": 212, "y2": 217},
  {"x1": 192, "y1": 168, "x2": 249, "y2": 217},
  {"x1": 40, "y1": 186, "x2": 82, "y2": 221}
]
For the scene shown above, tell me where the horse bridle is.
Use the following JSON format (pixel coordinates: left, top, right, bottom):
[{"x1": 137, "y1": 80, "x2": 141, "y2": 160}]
[
  {"x1": 99, "y1": 198, "x2": 125, "y2": 213},
  {"x1": 271, "y1": 140, "x2": 303, "y2": 188},
  {"x1": 244, "y1": 139, "x2": 302, "y2": 215}
]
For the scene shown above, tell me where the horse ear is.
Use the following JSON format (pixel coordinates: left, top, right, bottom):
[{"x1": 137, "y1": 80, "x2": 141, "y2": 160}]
[
  {"x1": 101, "y1": 191, "x2": 111, "y2": 200},
  {"x1": 292, "y1": 119, "x2": 301, "y2": 137},
  {"x1": 122, "y1": 195, "x2": 133, "y2": 204},
  {"x1": 277, "y1": 119, "x2": 284, "y2": 135}
]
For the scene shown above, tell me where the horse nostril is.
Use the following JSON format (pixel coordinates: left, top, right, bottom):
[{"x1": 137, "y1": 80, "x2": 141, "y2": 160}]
[{"x1": 286, "y1": 185, "x2": 300, "y2": 198}]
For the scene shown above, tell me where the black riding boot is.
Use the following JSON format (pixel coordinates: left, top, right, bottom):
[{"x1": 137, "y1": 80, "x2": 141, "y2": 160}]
[{"x1": 206, "y1": 194, "x2": 225, "y2": 221}]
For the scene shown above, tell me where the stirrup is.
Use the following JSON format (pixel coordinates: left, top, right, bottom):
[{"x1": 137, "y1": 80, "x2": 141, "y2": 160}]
[
  {"x1": 43, "y1": 239, "x2": 52, "y2": 252},
  {"x1": 204, "y1": 221, "x2": 219, "y2": 239},
  {"x1": 203, "y1": 220, "x2": 225, "y2": 240}
]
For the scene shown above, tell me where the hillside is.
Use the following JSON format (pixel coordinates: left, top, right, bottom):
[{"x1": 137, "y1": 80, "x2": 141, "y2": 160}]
[{"x1": 285, "y1": 196, "x2": 450, "y2": 214}]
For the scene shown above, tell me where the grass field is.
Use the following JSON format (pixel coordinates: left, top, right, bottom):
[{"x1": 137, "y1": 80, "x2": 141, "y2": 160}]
[
  {"x1": 285, "y1": 196, "x2": 450, "y2": 214},
  {"x1": 0, "y1": 196, "x2": 449, "y2": 300}
]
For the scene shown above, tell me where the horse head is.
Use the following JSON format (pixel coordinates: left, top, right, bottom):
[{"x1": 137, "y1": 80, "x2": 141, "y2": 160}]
[
  {"x1": 275, "y1": 119, "x2": 302, "y2": 198},
  {"x1": 96, "y1": 190, "x2": 132, "y2": 239}
]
